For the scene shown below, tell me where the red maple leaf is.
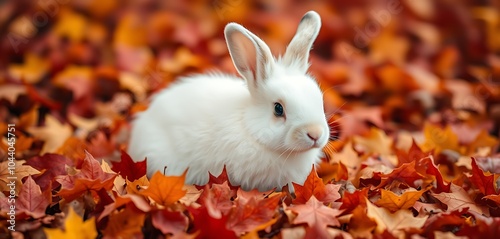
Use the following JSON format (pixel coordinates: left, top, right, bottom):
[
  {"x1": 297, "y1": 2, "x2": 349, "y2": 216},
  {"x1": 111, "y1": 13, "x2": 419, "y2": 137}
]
[
  {"x1": 421, "y1": 208, "x2": 468, "y2": 237},
  {"x1": 25, "y1": 153, "x2": 74, "y2": 191},
  {"x1": 469, "y1": 157, "x2": 496, "y2": 196},
  {"x1": 396, "y1": 140, "x2": 432, "y2": 166},
  {"x1": 195, "y1": 165, "x2": 238, "y2": 190},
  {"x1": 111, "y1": 150, "x2": 147, "y2": 181},
  {"x1": 418, "y1": 157, "x2": 450, "y2": 193}
]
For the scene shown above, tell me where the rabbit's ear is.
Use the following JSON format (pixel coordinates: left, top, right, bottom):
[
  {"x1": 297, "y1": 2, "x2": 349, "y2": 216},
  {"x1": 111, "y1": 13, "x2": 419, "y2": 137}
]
[
  {"x1": 225, "y1": 23, "x2": 274, "y2": 92},
  {"x1": 282, "y1": 11, "x2": 321, "y2": 73}
]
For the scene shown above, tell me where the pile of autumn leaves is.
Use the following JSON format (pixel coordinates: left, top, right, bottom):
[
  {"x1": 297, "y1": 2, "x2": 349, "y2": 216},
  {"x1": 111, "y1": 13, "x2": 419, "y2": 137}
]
[{"x1": 1, "y1": 122, "x2": 499, "y2": 239}]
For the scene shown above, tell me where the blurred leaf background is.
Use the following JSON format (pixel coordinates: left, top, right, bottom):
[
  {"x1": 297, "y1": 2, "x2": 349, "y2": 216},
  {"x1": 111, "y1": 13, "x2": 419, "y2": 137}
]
[{"x1": 0, "y1": 0, "x2": 499, "y2": 170}]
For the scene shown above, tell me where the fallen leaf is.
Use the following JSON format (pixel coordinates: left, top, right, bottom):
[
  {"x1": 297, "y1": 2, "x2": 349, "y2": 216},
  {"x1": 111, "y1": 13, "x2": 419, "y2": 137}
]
[
  {"x1": 348, "y1": 205, "x2": 377, "y2": 238},
  {"x1": 432, "y1": 184, "x2": 489, "y2": 215},
  {"x1": 375, "y1": 189, "x2": 426, "y2": 212},
  {"x1": 354, "y1": 127, "x2": 394, "y2": 157},
  {"x1": 56, "y1": 151, "x2": 116, "y2": 201},
  {"x1": 25, "y1": 153, "x2": 74, "y2": 191},
  {"x1": 327, "y1": 141, "x2": 361, "y2": 181},
  {"x1": 377, "y1": 161, "x2": 425, "y2": 189},
  {"x1": 199, "y1": 181, "x2": 235, "y2": 218},
  {"x1": 290, "y1": 196, "x2": 343, "y2": 239},
  {"x1": 139, "y1": 171, "x2": 187, "y2": 207},
  {"x1": 188, "y1": 206, "x2": 237, "y2": 239},
  {"x1": 44, "y1": 207, "x2": 97, "y2": 239},
  {"x1": 366, "y1": 198, "x2": 428, "y2": 236},
  {"x1": 340, "y1": 188, "x2": 369, "y2": 214},
  {"x1": 241, "y1": 218, "x2": 278, "y2": 239},
  {"x1": 292, "y1": 167, "x2": 341, "y2": 204},
  {"x1": 102, "y1": 206, "x2": 145, "y2": 238},
  {"x1": 28, "y1": 115, "x2": 72, "y2": 154},
  {"x1": 469, "y1": 157, "x2": 496, "y2": 195},
  {"x1": 152, "y1": 209, "x2": 189, "y2": 236},
  {"x1": 227, "y1": 189, "x2": 280, "y2": 235},
  {"x1": 421, "y1": 123, "x2": 461, "y2": 155},
  {"x1": 0, "y1": 160, "x2": 40, "y2": 194},
  {"x1": 112, "y1": 150, "x2": 147, "y2": 181},
  {"x1": 16, "y1": 176, "x2": 51, "y2": 219}
]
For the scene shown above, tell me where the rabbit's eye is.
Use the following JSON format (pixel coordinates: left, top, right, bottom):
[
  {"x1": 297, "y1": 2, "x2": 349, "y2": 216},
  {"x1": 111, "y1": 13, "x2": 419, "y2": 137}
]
[{"x1": 274, "y1": 103, "x2": 284, "y2": 117}]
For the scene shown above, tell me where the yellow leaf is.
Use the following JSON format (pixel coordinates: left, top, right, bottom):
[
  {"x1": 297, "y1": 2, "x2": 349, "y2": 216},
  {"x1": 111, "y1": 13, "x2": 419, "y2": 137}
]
[
  {"x1": 28, "y1": 115, "x2": 72, "y2": 154},
  {"x1": 420, "y1": 123, "x2": 461, "y2": 154},
  {"x1": 329, "y1": 141, "x2": 361, "y2": 181},
  {"x1": 366, "y1": 198, "x2": 427, "y2": 236},
  {"x1": 44, "y1": 207, "x2": 97, "y2": 239},
  {"x1": 8, "y1": 54, "x2": 50, "y2": 84},
  {"x1": 465, "y1": 130, "x2": 498, "y2": 155},
  {"x1": 53, "y1": 9, "x2": 88, "y2": 42},
  {"x1": 113, "y1": 13, "x2": 147, "y2": 46},
  {"x1": 353, "y1": 128, "x2": 393, "y2": 157}
]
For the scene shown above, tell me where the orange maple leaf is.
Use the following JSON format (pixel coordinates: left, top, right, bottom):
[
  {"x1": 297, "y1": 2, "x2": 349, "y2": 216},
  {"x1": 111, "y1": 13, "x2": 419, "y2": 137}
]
[
  {"x1": 56, "y1": 151, "x2": 116, "y2": 201},
  {"x1": 139, "y1": 171, "x2": 187, "y2": 206},
  {"x1": 375, "y1": 189, "x2": 427, "y2": 212},
  {"x1": 227, "y1": 189, "x2": 280, "y2": 235},
  {"x1": 340, "y1": 188, "x2": 369, "y2": 214},
  {"x1": 420, "y1": 123, "x2": 461, "y2": 155},
  {"x1": 292, "y1": 167, "x2": 341, "y2": 204}
]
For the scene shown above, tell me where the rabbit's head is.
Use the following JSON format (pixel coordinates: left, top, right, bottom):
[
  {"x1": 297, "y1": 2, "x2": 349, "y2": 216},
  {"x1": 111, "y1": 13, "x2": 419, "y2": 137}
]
[{"x1": 225, "y1": 11, "x2": 329, "y2": 154}]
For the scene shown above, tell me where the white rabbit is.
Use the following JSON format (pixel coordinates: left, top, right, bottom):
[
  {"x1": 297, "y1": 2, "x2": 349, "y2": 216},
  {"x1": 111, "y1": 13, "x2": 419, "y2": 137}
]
[{"x1": 128, "y1": 11, "x2": 329, "y2": 191}]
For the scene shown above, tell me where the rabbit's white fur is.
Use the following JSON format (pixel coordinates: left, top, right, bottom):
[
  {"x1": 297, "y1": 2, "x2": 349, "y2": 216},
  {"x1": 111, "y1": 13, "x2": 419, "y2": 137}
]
[{"x1": 128, "y1": 11, "x2": 329, "y2": 191}]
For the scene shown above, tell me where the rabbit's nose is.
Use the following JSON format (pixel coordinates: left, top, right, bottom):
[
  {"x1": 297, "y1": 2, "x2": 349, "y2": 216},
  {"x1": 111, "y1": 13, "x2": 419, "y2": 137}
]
[
  {"x1": 307, "y1": 133, "x2": 318, "y2": 141},
  {"x1": 305, "y1": 125, "x2": 323, "y2": 141}
]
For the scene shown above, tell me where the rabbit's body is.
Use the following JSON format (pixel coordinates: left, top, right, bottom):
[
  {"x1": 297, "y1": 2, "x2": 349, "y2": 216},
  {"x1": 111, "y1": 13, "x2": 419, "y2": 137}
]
[{"x1": 129, "y1": 11, "x2": 329, "y2": 191}]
